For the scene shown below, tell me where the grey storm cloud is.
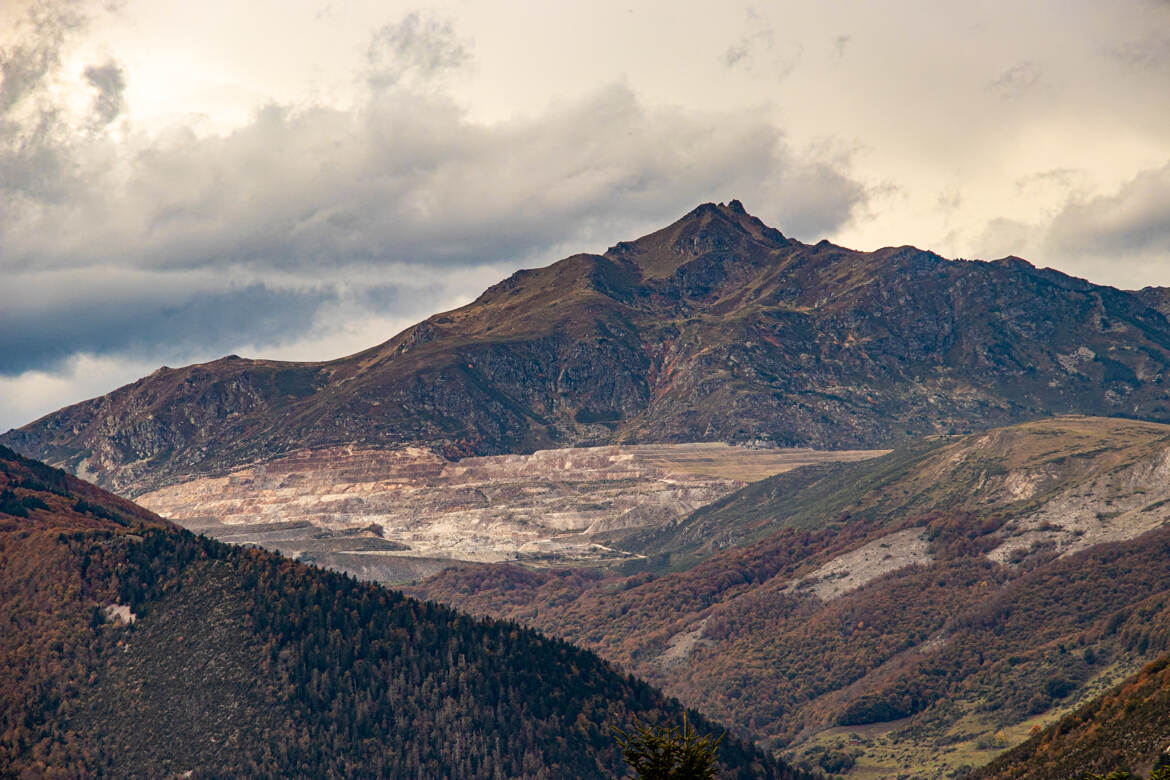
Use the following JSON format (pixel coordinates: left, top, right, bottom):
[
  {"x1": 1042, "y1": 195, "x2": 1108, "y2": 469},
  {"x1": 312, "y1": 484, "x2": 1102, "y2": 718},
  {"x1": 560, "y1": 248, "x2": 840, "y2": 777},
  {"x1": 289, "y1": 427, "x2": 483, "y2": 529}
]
[
  {"x1": 0, "y1": 281, "x2": 338, "y2": 376},
  {"x1": 2, "y1": 83, "x2": 867, "y2": 274},
  {"x1": 722, "y1": 12, "x2": 802, "y2": 77},
  {"x1": 1109, "y1": 32, "x2": 1170, "y2": 68},
  {"x1": 1, "y1": 0, "x2": 1167, "y2": 430},
  {"x1": 724, "y1": 30, "x2": 772, "y2": 69},
  {"x1": 83, "y1": 60, "x2": 125, "y2": 126},
  {"x1": 0, "y1": 2, "x2": 87, "y2": 113},
  {"x1": 1046, "y1": 161, "x2": 1170, "y2": 258},
  {"x1": 990, "y1": 61, "x2": 1042, "y2": 100},
  {"x1": 0, "y1": 79, "x2": 868, "y2": 372},
  {"x1": 832, "y1": 35, "x2": 851, "y2": 60},
  {"x1": 0, "y1": 39, "x2": 55, "y2": 114},
  {"x1": 1, "y1": 1, "x2": 102, "y2": 203}
]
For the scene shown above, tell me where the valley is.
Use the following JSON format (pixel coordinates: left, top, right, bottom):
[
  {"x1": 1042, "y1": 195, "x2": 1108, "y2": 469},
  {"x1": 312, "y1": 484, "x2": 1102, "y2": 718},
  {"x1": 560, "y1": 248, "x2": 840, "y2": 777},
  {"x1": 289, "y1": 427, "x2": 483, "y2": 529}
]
[{"x1": 4, "y1": 0, "x2": 1169, "y2": 767}]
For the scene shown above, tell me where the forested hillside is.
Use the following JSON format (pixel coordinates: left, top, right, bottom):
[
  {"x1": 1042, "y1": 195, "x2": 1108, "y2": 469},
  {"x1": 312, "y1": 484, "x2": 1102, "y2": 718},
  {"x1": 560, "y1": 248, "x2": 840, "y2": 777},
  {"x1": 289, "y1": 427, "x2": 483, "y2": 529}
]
[
  {"x1": 976, "y1": 654, "x2": 1170, "y2": 779},
  {"x1": 0, "y1": 445, "x2": 795, "y2": 778},
  {"x1": 415, "y1": 417, "x2": 1170, "y2": 776}
]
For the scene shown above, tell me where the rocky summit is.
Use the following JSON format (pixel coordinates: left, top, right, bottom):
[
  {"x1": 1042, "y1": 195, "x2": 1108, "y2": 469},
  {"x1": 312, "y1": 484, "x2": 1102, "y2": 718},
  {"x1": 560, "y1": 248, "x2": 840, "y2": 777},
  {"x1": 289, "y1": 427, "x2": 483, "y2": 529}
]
[{"x1": 7, "y1": 201, "x2": 1170, "y2": 496}]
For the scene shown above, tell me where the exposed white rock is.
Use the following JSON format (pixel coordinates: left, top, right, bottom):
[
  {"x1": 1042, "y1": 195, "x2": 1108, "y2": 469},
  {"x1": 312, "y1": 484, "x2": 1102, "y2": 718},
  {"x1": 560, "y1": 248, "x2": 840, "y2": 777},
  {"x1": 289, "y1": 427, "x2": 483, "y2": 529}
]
[
  {"x1": 104, "y1": 604, "x2": 136, "y2": 624},
  {"x1": 1056, "y1": 346, "x2": 1096, "y2": 374},
  {"x1": 785, "y1": 529, "x2": 932, "y2": 601},
  {"x1": 658, "y1": 617, "x2": 711, "y2": 670},
  {"x1": 987, "y1": 447, "x2": 1170, "y2": 564},
  {"x1": 138, "y1": 443, "x2": 883, "y2": 566}
]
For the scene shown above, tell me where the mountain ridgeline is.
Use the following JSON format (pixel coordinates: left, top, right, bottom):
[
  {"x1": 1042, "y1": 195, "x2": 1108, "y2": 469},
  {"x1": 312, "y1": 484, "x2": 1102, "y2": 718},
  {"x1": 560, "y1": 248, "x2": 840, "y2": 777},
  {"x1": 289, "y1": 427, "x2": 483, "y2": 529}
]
[
  {"x1": 8, "y1": 201, "x2": 1170, "y2": 495},
  {"x1": 0, "y1": 445, "x2": 793, "y2": 778}
]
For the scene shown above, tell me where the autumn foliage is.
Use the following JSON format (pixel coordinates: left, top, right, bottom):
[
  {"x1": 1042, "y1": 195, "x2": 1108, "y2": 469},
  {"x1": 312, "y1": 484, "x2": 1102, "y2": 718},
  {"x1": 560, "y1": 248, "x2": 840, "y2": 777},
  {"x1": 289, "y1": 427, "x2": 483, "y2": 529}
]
[{"x1": 0, "y1": 446, "x2": 798, "y2": 778}]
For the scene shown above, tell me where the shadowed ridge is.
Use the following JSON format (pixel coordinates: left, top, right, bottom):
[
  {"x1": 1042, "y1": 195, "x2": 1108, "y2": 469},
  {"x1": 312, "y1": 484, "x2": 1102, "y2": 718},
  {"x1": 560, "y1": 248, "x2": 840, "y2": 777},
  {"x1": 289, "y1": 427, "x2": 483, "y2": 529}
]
[
  {"x1": 975, "y1": 653, "x2": 1170, "y2": 780},
  {"x1": 0, "y1": 443, "x2": 172, "y2": 534},
  {"x1": 1138, "y1": 285, "x2": 1170, "y2": 318}
]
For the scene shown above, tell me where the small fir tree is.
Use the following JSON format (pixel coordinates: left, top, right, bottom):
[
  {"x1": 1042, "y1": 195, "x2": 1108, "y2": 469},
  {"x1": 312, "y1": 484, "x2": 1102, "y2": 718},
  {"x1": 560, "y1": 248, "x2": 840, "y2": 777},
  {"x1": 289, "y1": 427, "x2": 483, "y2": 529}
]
[{"x1": 613, "y1": 713, "x2": 724, "y2": 779}]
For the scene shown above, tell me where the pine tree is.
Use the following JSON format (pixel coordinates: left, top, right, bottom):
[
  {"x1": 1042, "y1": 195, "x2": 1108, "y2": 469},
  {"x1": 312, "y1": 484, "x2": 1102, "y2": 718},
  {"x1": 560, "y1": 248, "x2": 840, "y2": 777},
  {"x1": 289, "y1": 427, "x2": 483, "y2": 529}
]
[{"x1": 613, "y1": 713, "x2": 724, "y2": 779}]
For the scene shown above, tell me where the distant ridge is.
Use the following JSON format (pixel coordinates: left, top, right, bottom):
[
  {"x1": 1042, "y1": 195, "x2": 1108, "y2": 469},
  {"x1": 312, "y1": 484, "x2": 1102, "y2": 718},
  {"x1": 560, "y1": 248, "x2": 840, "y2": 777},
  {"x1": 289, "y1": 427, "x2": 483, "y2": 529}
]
[{"x1": 7, "y1": 201, "x2": 1170, "y2": 494}]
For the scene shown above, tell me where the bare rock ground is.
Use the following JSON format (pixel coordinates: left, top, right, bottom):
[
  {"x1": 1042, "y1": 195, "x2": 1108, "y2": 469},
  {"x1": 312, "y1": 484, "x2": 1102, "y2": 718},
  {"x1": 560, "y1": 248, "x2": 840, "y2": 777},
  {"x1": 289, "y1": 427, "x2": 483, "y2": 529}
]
[{"x1": 138, "y1": 443, "x2": 882, "y2": 581}]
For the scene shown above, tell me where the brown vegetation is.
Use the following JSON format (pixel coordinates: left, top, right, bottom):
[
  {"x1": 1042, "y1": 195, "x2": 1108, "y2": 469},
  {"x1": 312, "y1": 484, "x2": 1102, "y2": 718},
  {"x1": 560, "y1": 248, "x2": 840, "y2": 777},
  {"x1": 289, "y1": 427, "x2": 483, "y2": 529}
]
[
  {"x1": 414, "y1": 418, "x2": 1170, "y2": 773},
  {"x1": 976, "y1": 654, "x2": 1170, "y2": 780}
]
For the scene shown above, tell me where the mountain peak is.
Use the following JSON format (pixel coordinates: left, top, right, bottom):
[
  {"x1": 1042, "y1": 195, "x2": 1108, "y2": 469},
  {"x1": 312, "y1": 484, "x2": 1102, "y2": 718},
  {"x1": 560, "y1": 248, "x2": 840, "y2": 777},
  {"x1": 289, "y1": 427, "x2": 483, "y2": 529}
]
[
  {"x1": 12, "y1": 202, "x2": 1170, "y2": 494},
  {"x1": 605, "y1": 200, "x2": 789, "y2": 279},
  {"x1": 677, "y1": 199, "x2": 763, "y2": 228}
]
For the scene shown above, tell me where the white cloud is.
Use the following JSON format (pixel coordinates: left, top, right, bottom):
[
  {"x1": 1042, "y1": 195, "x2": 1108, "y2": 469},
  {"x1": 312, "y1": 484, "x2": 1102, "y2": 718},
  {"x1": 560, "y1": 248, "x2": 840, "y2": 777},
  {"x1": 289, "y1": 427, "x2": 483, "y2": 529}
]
[
  {"x1": 2, "y1": 0, "x2": 1170, "y2": 430},
  {"x1": 1042, "y1": 161, "x2": 1170, "y2": 287},
  {"x1": 3, "y1": 84, "x2": 864, "y2": 274},
  {"x1": 0, "y1": 1, "x2": 869, "y2": 409},
  {"x1": 0, "y1": 354, "x2": 164, "y2": 433}
]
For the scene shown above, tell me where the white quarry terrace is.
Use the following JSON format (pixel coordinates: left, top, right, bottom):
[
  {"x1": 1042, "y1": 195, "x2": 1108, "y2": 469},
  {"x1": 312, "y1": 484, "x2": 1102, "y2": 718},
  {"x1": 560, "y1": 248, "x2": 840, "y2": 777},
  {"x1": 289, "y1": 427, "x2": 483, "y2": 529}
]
[{"x1": 138, "y1": 442, "x2": 884, "y2": 583}]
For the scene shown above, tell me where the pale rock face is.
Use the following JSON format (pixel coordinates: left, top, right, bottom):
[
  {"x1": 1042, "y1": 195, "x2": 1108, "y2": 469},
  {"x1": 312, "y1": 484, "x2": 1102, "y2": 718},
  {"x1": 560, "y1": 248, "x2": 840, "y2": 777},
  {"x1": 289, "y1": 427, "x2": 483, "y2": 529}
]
[
  {"x1": 104, "y1": 604, "x2": 136, "y2": 624},
  {"x1": 784, "y1": 528, "x2": 932, "y2": 601},
  {"x1": 658, "y1": 617, "x2": 712, "y2": 671},
  {"x1": 137, "y1": 442, "x2": 883, "y2": 581},
  {"x1": 987, "y1": 447, "x2": 1170, "y2": 564}
]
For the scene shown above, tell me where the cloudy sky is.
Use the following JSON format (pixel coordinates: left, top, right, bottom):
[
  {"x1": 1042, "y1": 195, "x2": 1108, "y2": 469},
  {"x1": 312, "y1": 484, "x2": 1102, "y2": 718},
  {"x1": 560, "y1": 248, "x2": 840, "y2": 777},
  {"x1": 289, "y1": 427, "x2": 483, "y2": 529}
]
[{"x1": 2, "y1": 0, "x2": 1169, "y2": 431}]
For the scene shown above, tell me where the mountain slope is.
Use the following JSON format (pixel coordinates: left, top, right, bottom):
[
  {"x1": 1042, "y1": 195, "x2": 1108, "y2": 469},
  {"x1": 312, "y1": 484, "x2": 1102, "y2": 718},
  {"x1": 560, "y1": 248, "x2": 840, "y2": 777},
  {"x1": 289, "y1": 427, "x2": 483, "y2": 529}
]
[
  {"x1": 7, "y1": 201, "x2": 1170, "y2": 495},
  {"x1": 627, "y1": 415, "x2": 1170, "y2": 569},
  {"x1": 0, "y1": 445, "x2": 794, "y2": 778},
  {"x1": 130, "y1": 442, "x2": 884, "y2": 576},
  {"x1": 975, "y1": 653, "x2": 1170, "y2": 780},
  {"x1": 413, "y1": 417, "x2": 1170, "y2": 777}
]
